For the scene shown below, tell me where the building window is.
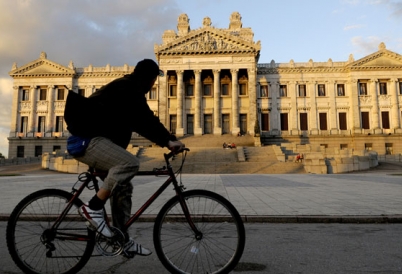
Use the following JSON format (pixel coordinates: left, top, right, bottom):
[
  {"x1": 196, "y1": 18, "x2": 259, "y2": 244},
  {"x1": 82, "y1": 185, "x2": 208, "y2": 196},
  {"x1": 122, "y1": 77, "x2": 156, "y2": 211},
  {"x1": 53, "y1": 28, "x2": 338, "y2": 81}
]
[
  {"x1": 340, "y1": 144, "x2": 348, "y2": 150},
  {"x1": 300, "y1": 113, "x2": 308, "y2": 130},
  {"x1": 385, "y1": 143, "x2": 393, "y2": 155},
  {"x1": 399, "y1": 81, "x2": 402, "y2": 95},
  {"x1": 17, "y1": 146, "x2": 24, "y2": 158},
  {"x1": 260, "y1": 85, "x2": 268, "y2": 97},
  {"x1": 365, "y1": 143, "x2": 372, "y2": 151},
  {"x1": 239, "y1": 84, "x2": 247, "y2": 96},
  {"x1": 239, "y1": 114, "x2": 247, "y2": 134},
  {"x1": 379, "y1": 82, "x2": 387, "y2": 95},
  {"x1": 318, "y1": 84, "x2": 325, "y2": 96},
  {"x1": 203, "y1": 84, "x2": 212, "y2": 96},
  {"x1": 187, "y1": 114, "x2": 194, "y2": 134},
  {"x1": 39, "y1": 89, "x2": 47, "y2": 100},
  {"x1": 279, "y1": 85, "x2": 287, "y2": 97},
  {"x1": 22, "y1": 89, "x2": 29, "y2": 101},
  {"x1": 361, "y1": 112, "x2": 370, "y2": 129},
  {"x1": 57, "y1": 88, "x2": 65, "y2": 100},
  {"x1": 280, "y1": 113, "x2": 289, "y2": 130},
  {"x1": 38, "y1": 116, "x2": 46, "y2": 133},
  {"x1": 339, "y1": 112, "x2": 347, "y2": 130},
  {"x1": 261, "y1": 113, "x2": 269, "y2": 131},
  {"x1": 170, "y1": 115, "x2": 176, "y2": 134},
  {"x1": 204, "y1": 114, "x2": 212, "y2": 134},
  {"x1": 337, "y1": 84, "x2": 345, "y2": 96},
  {"x1": 55, "y1": 116, "x2": 64, "y2": 132},
  {"x1": 169, "y1": 85, "x2": 177, "y2": 97},
  {"x1": 20, "y1": 116, "x2": 28, "y2": 133},
  {"x1": 299, "y1": 85, "x2": 306, "y2": 97},
  {"x1": 35, "y1": 146, "x2": 42, "y2": 157},
  {"x1": 221, "y1": 84, "x2": 229, "y2": 96},
  {"x1": 186, "y1": 84, "x2": 194, "y2": 96},
  {"x1": 53, "y1": 146, "x2": 61, "y2": 152},
  {"x1": 381, "y1": 111, "x2": 390, "y2": 129},
  {"x1": 319, "y1": 113, "x2": 327, "y2": 130},
  {"x1": 78, "y1": 89, "x2": 85, "y2": 97},
  {"x1": 359, "y1": 83, "x2": 367, "y2": 95},
  {"x1": 149, "y1": 87, "x2": 157, "y2": 99}
]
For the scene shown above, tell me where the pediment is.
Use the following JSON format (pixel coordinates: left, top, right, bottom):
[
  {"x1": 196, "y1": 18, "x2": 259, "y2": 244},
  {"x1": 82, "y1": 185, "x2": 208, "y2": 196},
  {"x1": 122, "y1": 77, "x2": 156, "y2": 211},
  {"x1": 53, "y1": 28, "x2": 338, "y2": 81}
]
[
  {"x1": 9, "y1": 57, "x2": 75, "y2": 77},
  {"x1": 156, "y1": 27, "x2": 261, "y2": 56},
  {"x1": 349, "y1": 49, "x2": 402, "y2": 68}
]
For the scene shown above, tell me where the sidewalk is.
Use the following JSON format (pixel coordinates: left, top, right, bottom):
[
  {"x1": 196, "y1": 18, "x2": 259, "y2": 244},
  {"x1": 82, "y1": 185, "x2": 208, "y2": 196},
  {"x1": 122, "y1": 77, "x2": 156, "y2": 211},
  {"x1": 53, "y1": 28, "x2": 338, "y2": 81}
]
[{"x1": 0, "y1": 162, "x2": 401, "y2": 223}]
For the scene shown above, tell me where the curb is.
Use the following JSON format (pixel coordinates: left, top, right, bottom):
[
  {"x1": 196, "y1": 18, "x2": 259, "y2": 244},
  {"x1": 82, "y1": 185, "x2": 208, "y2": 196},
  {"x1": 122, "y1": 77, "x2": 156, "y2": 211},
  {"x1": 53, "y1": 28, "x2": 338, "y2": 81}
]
[{"x1": 1, "y1": 214, "x2": 401, "y2": 223}]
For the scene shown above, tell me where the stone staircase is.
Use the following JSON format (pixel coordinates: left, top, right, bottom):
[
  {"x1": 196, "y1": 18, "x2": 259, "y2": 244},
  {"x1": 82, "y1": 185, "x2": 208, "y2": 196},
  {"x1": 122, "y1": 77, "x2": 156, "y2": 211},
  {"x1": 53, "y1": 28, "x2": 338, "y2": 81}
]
[{"x1": 137, "y1": 135, "x2": 305, "y2": 174}]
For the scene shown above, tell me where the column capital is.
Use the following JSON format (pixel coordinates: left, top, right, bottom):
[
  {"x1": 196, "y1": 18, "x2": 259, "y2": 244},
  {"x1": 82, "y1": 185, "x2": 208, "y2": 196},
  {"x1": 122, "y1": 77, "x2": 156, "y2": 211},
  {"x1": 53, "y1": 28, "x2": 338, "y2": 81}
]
[
  {"x1": 213, "y1": 69, "x2": 220, "y2": 74},
  {"x1": 369, "y1": 78, "x2": 378, "y2": 83},
  {"x1": 176, "y1": 70, "x2": 184, "y2": 75},
  {"x1": 230, "y1": 68, "x2": 239, "y2": 74},
  {"x1": 13, "y1": 86, "x2": 19, "y2": 90},
  {"x1": 194, "y1": 69, "x2": 202, "y2": 75},
  {"x1": 48, "y1": 85, "x2": 55, "y2": 89}
]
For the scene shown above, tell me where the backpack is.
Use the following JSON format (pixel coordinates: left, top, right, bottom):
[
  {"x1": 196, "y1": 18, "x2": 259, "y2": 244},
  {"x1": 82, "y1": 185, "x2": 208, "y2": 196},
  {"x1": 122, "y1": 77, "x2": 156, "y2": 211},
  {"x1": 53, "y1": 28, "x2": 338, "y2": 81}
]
[{"x1": 64, "y1": 90, "x2": 103, "y2": 137}]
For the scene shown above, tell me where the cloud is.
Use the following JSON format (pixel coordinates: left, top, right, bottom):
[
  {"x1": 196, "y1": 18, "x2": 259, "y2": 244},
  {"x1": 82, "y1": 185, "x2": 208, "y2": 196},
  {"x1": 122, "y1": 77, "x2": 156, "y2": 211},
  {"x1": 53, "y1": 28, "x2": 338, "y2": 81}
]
[
  {"x1": 0, "y1": 78, "x2": 13, "y2": 158},
  {"x1": 344, "y1": 24, "x2": 365, "y2": 30},
  {"x1": 0, "y1": 0, "x2": 181, "y2": 158},
  {"x1": 351, "y1": 36, "x2": 383, "y2": 55}
]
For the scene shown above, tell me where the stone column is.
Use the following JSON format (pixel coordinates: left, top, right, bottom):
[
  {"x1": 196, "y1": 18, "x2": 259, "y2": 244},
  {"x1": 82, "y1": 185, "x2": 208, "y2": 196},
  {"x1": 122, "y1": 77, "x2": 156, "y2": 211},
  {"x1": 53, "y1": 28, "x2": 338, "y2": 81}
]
[
  {"x1": 46, "y1": 85, "x2": 55, "y2": 135},
  {"x1": 176, "y1": 70, "x2": 184, "y2": 136},
  {"x1": 309, "y1": 81, "x2": 318, "y2": 134},
  {"x1": 390, "y1": 78, "x2": 400, "y2": 130},
  {"x1": 231, "y1": 69, "x2": 240, "y2": 135},
  {"x1": 10, "y1": 86, "x2": 20, "y2": 135},
  {"x1": 28, "y1": 85, "x2": 37, "y2": 134},
  {"x1": 329, "y1": 81, "x2": 337, "y2": 134},
  {"x1": 370, "y1": 79, "x2": 380, "y2": 132},
  {"x1": 194, "y1": 69, "x2": 203, "y2": 135},
  {"x1": 270, "y1": 82, "x2": 279, "y2": 133},
  {"x1": 348, "y1": 79, "x2": 359, "y2": 132},
  {"x1": 248, "y1": 67, "x2": 257, "y2": 136},
  {"x1": 290, "y1": 81, "x2": 298, "y2": 135},
  {"x1": 158, "y1": 74, "x2": 168, "y2": 128},
  {"x1": 213, "y1": 69, "x2": 221, "y2": 135}
]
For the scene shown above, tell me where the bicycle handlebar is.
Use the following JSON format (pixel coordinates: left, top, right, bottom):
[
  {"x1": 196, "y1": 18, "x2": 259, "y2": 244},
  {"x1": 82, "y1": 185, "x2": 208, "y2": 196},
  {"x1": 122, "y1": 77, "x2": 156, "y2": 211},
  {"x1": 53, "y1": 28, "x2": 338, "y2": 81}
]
[{"x1": 164, "y1": 147, "x2": 190, "y2": 161}]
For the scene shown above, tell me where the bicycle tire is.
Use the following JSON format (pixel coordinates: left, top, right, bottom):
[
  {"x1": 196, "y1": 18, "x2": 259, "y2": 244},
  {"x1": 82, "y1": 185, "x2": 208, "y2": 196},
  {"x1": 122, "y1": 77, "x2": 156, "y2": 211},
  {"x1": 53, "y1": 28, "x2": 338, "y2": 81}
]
[
  {"x1": 6, "y1": 189, "x2": 95, "y2": 274},
  {"x1": 153, "y1": 189, "x2": 245, "y2": 274}
]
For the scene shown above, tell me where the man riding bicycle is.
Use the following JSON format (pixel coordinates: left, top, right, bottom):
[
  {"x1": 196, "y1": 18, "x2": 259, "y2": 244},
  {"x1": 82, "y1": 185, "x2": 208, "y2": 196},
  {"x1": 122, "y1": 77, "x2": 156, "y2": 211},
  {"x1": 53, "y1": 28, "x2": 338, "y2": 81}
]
[{"x1": 64, "y1": 59, "x2": 184, "y2": 257}]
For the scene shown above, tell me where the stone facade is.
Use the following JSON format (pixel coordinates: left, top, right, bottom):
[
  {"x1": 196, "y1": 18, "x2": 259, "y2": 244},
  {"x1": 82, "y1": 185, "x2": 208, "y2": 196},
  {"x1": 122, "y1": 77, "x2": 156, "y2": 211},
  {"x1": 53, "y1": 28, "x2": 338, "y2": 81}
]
[{"x1": 7, "y1": 12, "x2": 402, "y2": 158}]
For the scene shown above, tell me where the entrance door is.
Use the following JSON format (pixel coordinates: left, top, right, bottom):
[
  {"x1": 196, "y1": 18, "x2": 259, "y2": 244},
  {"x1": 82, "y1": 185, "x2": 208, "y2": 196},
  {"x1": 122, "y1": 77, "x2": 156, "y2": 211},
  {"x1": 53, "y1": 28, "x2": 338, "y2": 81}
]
[
  {"x1": 239, "y1": 114, "x2": 247, "y2": 134},
  {"x1": 187, "y1": 114, "x2": 194, "y2": 134},
  {"x1": 204, "y1": 114, "x2": 212, "y2": 134},
  {"x1": 222, "y1": 114, "x2": 230, "y2": 134}
]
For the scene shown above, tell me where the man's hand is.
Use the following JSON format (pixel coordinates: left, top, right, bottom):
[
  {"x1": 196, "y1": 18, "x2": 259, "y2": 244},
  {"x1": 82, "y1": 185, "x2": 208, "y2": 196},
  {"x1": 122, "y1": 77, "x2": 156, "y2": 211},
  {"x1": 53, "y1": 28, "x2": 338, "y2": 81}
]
[{"x1": 168, "y1": 140, "x2": 185, "y2": 153}]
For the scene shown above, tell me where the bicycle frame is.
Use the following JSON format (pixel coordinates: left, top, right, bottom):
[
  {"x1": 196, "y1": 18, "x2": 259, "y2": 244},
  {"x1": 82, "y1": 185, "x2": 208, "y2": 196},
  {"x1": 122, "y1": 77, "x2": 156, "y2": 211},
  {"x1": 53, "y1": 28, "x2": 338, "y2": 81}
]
[{"x1": 52, "y1": 149, "x2": 200, "y2": 241}]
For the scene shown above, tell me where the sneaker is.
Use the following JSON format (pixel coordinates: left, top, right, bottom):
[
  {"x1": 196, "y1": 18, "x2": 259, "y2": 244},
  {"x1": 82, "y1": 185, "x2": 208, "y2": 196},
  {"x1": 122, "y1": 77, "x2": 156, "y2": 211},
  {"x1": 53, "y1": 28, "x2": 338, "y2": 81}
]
[
  {"x1": 78, "y1": 204, "x2": 113, "y2": 238},
  {"x1": 123, "y1": 238, "x2": 152, "y2": 257}
]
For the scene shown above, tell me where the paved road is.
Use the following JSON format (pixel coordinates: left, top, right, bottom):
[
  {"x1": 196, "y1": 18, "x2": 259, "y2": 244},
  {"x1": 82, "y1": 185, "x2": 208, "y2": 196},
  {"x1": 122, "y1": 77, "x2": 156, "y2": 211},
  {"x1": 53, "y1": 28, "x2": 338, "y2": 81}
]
[
  {"x1": 0, "y1": 162, "x2": 401, "y2": 221},
  {"x1": 2, "y1": 223, "x2": 401, "y2": 273}
]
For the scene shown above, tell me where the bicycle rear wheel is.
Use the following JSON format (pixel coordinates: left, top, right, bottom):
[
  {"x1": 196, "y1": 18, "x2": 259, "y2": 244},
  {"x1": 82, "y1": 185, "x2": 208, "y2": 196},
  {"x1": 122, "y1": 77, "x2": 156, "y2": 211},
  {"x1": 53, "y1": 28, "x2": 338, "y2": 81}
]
[
  {"x1": 6, "y1": 189, "x2": 95, "y2": 274},
  {"x1": 154, "y1": 189, "x2": 245, "y2": 274}
]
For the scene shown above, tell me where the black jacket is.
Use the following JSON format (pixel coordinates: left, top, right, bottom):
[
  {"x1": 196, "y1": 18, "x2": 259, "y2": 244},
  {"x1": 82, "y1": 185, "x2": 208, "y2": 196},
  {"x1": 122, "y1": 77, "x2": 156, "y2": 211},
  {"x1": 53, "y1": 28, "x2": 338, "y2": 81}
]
[{"x1": 65, "y1": 74, "x2": 176, "y2": 149}]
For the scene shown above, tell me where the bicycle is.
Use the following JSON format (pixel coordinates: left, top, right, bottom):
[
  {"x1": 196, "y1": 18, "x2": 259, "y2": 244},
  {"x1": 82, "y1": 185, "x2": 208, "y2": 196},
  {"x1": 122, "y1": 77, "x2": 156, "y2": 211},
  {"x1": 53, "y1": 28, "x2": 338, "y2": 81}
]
[{"x1": 6, "y1": 148, "x2": 246, "y2": 274}]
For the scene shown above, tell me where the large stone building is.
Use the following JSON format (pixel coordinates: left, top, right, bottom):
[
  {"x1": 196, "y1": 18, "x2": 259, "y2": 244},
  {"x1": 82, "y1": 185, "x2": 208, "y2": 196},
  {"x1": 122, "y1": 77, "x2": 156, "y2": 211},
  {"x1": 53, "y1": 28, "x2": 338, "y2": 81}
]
[{"x1": 7, "y1": 12, "x2": 402, "y2": 158}]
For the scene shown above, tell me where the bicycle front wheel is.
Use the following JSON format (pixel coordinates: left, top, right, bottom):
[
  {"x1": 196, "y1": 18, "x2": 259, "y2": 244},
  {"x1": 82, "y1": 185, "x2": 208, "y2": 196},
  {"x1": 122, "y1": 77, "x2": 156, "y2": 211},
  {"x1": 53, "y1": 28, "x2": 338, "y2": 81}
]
[
  {"x1": 6, "y1": 189, "x2": 95, "y2": 274},
  {"x1": 154, "y1": 189, "x2": 245, "y2": 274}
]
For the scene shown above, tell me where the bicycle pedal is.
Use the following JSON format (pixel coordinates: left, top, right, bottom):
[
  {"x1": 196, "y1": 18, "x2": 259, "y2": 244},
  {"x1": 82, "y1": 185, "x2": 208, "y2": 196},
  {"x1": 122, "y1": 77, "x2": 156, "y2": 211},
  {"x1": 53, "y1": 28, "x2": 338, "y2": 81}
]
[{"x1": 122, "y1": 251, "x2": 136, "y2": 259}]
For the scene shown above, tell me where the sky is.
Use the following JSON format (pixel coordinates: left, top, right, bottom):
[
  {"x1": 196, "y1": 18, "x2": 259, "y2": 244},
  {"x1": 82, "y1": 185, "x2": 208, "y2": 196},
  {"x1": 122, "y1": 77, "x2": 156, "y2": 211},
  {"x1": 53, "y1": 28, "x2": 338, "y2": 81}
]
[{"x1": 0, "y1": 0, "x2": 401, "y2": 158}]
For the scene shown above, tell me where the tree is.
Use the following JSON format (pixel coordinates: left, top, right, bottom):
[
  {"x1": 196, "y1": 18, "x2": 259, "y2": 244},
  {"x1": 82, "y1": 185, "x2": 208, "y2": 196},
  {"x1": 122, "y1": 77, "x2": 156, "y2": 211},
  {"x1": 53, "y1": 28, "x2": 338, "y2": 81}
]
[{"x1": 0, "y1": 153, "x2": 5, "y2": 159}]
